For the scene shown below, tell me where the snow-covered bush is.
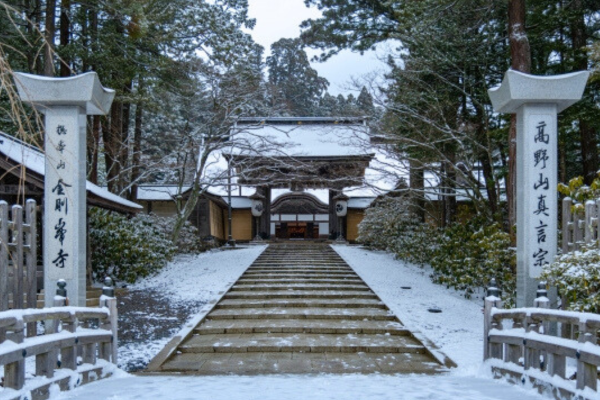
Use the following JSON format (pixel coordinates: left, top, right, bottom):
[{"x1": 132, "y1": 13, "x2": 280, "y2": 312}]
[
  {"x1": 357, "y1": 196, "x2": 438, "y2": 266},
  {"x1": 145, "y1": 214, "x2": 204, "y2": 253},
  {"x1": 430, "y1": 218, "x2": 516, "y2": 305},
  {"x1": 358, "y1": 197, "x2": 515, "y2": 304},
  {"x1": 542, "y1": 245, "x2": 600, "y2": 313},
  {"x1": 89, "y1": 208, "x2": 177, "y2": 283}
]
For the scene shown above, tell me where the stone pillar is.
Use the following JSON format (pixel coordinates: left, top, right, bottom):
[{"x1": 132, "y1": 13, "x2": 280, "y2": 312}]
[
  {"x1": 329, "y1": 189, "x2": 339, "y2": 238},
  {"x1": 257, "y1": 186, "x2": 271, "y2": 239},
  {"x1": 488, "y1": 70, "x2": 588, "y2": 307},
  {"x1": 14, "y1": 72, "x2": 115, "y2": 307}
]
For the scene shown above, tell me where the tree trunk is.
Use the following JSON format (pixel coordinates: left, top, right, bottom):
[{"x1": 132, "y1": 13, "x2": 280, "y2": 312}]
[
  {"x1": 88, "y1": 115, "x2": 101, "y2": 184},
  {"x1": 59, "y1": 0, "x2": 70, "y2": 77},
  {"x1": 570, "y1": 0, "x2": 597, "y2": 184},
  {"x1": 507, "y1": 0, "x2": 531, "y2": 243},
  {"x1": 409, "y1": 158, "x2": 426, "y2": 223},
  {"x1": 44, "y1": 0, "x2": 56, "y2": 76},
  {"x1": 129, "y1": 94, "x2": 143, "y2": 202},
  {"x1": 119, "y1": 81, "x2": 133, "y2": 196}
]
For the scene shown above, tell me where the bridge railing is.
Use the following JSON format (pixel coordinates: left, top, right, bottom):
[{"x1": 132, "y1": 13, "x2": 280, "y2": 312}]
[
  {"x1": 484, "y1": 282, "x2": 600, "y2": 400},
  {"x1": 0, "y1": 281, "x2": 118, "y2": 400}
]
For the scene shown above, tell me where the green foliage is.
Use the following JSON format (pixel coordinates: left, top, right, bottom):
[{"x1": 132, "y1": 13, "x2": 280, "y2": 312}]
[
  {"x1": 557, "y1": 174, "x2": 600, "y2": 215},
  {"x1": 542, "y1": 244, "x2": 600, "y2": 313},
  {"x1": 358, "y1": 197, "x2": 515, "y2": 304},
  {"x1": 89, "y1": 208, "x2": 177, "y2": 283},
  {"x1": 430, "y1": 219, "x2": 516, "y2": 305},
  {"x1": 358, "y1": 196, "x2": 438, "y2": 266}
]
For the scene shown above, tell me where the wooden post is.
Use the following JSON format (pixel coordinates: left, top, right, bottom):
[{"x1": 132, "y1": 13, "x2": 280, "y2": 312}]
[
  {"x1": 506, "y1": 317, "x2": 523, "y2": 364},
  {"x1": 0, "y1": 201, "x2": 8, "y2": 343},
  {"x1": 574, "y1": 214, "x2": 584, "y2": 251},
  {"x1": 577, "y1": 358, "x2": 597, "y2": 391},
  {"x1": 12, "y1": 204, "x2": 24, "y2": 310},
  {"x1": 584, "y1": 200, "x2": 596, "y2": 245},
  {"x1": 3, "y1": 318, "x2": 25, "y2": 389},
  {"x1": 25, "y1": 200, "x2": 37, "y2": 338},
  {"x1": 562, "y1": 197, "x2": 572, "y2": 253}
]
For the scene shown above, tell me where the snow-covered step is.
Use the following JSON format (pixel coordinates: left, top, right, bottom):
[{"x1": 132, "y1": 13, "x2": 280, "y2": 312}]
[
  {"x1": 147, "y1": 243, "x2": 452, "y2": 375},
  {"x1": 242, "y1": 271, "x2": 356, "y2": 277},
  {"x1": 223, "y1": 290, "x2": 378, "y2": 300},
  {"x1": 216, "y1": 298, "x2": 386, "y2": 309},
  {"x1": 229, "y1": 284, "x2": 370, "y2": 291},
  {"x1": 196, "y1": 319, "x2": 408, "y2": 335},
  {"x1": 235, "y1": 278, "x2": 364, "y2": 285},
  {"x1": 207, "y1": 307, "x2": 396, "y2": 321},
  {"x1": 179, "y1": 333, "x2": 426, "y2": 354},
  {"x1": 160, "y1": 351, "x2": 445, "y2": 374}
]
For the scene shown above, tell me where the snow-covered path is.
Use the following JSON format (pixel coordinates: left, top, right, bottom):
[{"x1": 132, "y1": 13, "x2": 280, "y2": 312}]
[
  {"x1": 54, "y1": 372, "x2": 546, "y2": 400},
  {"x1": 52, "y1": 244, "x2": 549, "y2": 400}
]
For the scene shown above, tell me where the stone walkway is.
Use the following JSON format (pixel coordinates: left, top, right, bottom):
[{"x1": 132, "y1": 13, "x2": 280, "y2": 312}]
[{"x1": 146, "y1": 243, "x2": 454, "y2": 375}]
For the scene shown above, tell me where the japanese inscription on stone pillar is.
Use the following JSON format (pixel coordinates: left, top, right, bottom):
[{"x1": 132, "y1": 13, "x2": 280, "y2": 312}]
[
  {"x1": 529, "y1": 115, "x2": 554, "y2": 278},
  {"x1": 45, "y1": 110, "x2": 83, "y2": 281}
]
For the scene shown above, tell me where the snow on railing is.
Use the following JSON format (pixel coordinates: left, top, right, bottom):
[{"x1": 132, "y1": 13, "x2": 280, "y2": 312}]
[
  {"x1": 0, "y1": 279, "x2": 118, "y2": 400},
  {"x1": 484, "y1": 280, "x2": 600, "y2": 400}
]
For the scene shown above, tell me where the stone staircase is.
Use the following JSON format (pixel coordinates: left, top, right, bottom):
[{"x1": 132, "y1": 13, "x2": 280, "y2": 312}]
[{"x1": 147, "y1": 243, "x2": 454, "y2": 375}]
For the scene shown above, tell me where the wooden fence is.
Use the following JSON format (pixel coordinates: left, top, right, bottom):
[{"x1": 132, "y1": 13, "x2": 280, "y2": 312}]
[
  {"x1": 0, "y1": 285, "x2": 118, "y2": 400},
  {"x1": 0, "y1": 199, "x2": 37, "y2": 312},
  {"x1": 484, "y1": 284, "x2": 600, "y2": 400},
  {"x1": 562, "y1": 197, "x2": 600, "y2": 252}
]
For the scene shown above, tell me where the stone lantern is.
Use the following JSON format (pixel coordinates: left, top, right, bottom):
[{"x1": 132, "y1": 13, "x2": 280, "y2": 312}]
[
  {"x1": 249, "y1": 191, "x2": 266, "y2": 242},
  {"x1": 333, "y1": 193, "x2": 349, "y2": 243}
]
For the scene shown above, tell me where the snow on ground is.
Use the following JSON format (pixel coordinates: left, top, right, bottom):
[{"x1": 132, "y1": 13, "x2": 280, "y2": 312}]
[
  {"x1": 50, "y1": 244, "x2": 552, "y2": 400},
  {"x1": 117, "y1": 245, "x2": 267, "y2": 371},
  {"x1": 332, "y1": 244, "x2": 484, "y2": 373},
  {"x1": 132, "y1": 245, "x2": 267, "y2": 306},
  {"x1": 54, "y1": 372, "x2": 546, "y2": 400}
]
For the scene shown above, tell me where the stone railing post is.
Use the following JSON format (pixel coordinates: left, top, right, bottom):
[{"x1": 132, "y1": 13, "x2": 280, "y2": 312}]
[
  {"x1": 484, "y1": 278, "x2": 503, "y2": 361},
  {"x1": 100, "y1": 277, "x2": 118, "y2": 364}
]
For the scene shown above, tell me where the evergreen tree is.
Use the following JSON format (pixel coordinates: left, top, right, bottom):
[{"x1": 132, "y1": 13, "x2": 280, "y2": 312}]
[{"x1": 266, "y1": 38, "x2": 329, "y2": 116}]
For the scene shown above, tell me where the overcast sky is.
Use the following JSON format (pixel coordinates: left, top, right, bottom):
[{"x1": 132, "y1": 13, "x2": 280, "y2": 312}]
[{"x1": 246, "y1": 0, "x2": 390, "y2": 96}]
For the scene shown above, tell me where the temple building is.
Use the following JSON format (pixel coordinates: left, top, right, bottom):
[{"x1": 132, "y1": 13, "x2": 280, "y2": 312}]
[{"x1": 138, "y1": 117, "x2": 398, "y2": 243}]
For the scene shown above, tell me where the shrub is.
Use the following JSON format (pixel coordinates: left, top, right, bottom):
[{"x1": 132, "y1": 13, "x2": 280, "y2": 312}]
[
  {"x1": 145, "y1": 214, "x2": 204, "y2": 253},
  {"x1": 542, "y1": 244, "x2": 600, "y2": 313},
  {"x1": 358, "y1": 196, "x2": 515, "y2": 304},
  {"x1": 357, "y1": 196, "x2": 438, "y2": 266},
  {"x1": 89, "y1": 208, "x2": 177, "y2": 283},
  {"x1": 430, "y1": 218, "x2": 516, "y2": 305}
]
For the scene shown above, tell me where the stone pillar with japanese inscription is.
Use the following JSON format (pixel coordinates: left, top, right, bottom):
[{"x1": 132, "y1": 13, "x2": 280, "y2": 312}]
[
  {"x1": 489, "y1": 70, "x2": 589, "y2": 307},
  {"x1": 14, "y1": 72, "x2": 115, "y2": 307}
]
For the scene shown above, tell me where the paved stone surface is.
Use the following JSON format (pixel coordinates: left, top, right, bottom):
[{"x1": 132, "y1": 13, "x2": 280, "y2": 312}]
[{"x1": 148, "y1": 243, "x2": 453, "y2": 375}]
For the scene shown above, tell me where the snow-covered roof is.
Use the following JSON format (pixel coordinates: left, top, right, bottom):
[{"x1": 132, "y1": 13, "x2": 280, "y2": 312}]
[
  {"x1": 348, "y1": 197, "x2": 376, "y2": 209},
  {"x1": 137, "y1": 186, "x2": 191, "y2": 201},
  {"x1": 222, "y1": 196, "x2": 253, "y2": 209},
  {"x1": 229, "y1": 118, "x2": 373, "y2": 158},
  {"x1": 0, "y1": 131, "x2": 142, "y2": 211}
]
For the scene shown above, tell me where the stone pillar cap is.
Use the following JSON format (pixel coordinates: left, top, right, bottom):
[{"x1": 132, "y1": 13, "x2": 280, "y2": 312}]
[
  {"x1": 488, "y1": 69, "x2": 589, "y2": 113},
  {"x1": 13, "y1": 71, "x2": 115, "y2": 115}
]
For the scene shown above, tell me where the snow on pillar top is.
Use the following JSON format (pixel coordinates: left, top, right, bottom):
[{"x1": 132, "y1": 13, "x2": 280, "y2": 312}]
[
  {"x1": 488, "y1": 69, "x2": 589, "y2": 113},
  {"x1": 13, "y1": 71, "x2": 115, "y2": 115}
]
